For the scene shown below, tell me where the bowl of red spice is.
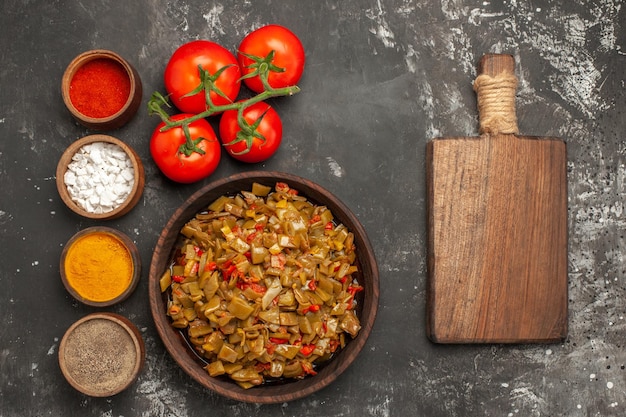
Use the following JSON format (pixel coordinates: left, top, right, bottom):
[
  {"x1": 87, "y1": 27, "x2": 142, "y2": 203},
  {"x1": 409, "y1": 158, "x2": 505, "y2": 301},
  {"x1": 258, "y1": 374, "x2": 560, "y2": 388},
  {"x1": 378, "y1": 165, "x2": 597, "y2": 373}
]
[
  {"x1": 56, "y1": 134, "x2": 145, "y2": 220},
  {"x1": 60, "y1": 226, "x2": 141, "y2": 307},
  {"x1": 62, "y1": 49, "x2": 142, "y2": 130}
]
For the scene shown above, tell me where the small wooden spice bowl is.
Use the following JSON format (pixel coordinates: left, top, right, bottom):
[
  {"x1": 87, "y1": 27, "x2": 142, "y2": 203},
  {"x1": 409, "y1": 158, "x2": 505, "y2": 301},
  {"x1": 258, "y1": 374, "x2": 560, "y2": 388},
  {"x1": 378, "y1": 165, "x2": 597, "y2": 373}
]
[
  {"x1": 60, "y1": 226, "x2": 141, "y2": 307},
  {"x1": 56, "y1": 134, "x2": 145, "y2": 220},
  {"x1": 59, "y1": 312, "x2": 145, "y2": 397},
  {"x1": 61, "y1": 49, "x2": 142, "y2": 130},
  {"x1": 149, "y1": 171, "x2": 380, "y2": 403}
]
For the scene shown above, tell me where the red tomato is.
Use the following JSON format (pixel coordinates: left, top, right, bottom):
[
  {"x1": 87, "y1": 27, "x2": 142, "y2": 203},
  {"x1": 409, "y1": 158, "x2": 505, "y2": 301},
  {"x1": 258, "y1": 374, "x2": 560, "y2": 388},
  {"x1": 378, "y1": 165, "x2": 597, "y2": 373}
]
[
  {"x1": 237, "y1": 25, "x2": 305, "y2": 93},
  {"x1": 150, "y1": 114, "x2": 221, "y2": 183},
  {"x1": 164, "y1": 40, "x2": 241, "y2": 113},
  {"x1": 219, "y1": 102, "x2": 283, "y2": 163}
]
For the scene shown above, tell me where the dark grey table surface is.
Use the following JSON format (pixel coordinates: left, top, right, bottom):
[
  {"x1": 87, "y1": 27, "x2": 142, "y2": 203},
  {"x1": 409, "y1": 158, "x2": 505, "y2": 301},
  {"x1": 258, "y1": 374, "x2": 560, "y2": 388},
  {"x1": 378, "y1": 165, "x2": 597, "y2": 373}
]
[{"x1": 1, "y1": 1, "x2": 625, "y2": 416}]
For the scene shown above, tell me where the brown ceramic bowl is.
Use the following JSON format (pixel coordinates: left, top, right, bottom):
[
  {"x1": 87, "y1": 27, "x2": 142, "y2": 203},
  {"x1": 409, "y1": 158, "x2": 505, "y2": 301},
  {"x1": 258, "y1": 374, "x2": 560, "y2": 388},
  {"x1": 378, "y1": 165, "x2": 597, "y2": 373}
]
[
  {"x1": 56, "y1": 134, "x2": 145, "y2": 220},
  {"x1": 149, "y1": 171, "x2": 380, "y2": 403},
  {"x1": 60, "y1": 226, "x2": 141, "y2": 307},
  {"x1": 61, "y1": 49, "x2": 142, "y2": 130},
  {"x1": 59, "y1": 312, "x2": 145, "y2": 397}
]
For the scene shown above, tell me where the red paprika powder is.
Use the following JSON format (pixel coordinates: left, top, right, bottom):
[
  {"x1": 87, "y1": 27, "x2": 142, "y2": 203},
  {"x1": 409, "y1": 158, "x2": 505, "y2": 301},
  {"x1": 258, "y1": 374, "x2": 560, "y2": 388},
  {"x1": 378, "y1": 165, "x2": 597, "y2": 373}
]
[{"x1": 69, "y1": 58, "x2": 131, "y2": 118}]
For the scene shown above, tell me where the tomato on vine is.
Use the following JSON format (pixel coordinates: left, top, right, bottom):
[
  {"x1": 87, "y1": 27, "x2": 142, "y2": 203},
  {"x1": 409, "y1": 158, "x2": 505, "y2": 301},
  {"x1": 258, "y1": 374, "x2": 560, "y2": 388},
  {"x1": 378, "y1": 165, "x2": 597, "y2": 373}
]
[
  {"x1": 219, "y1": 102, "x2": 283, "y2": 163},
  {"x1": 148, "y1": 27, "x2": 305, "y2": 170},
  {"x1": 150, "y1": 113, "x2": 221, "y2": 183},
  {"x1": 238, "y1": 25, "x2": 305, "y2": 93},
  {"x1": 164, "y1": 40, "x2": 241, "y2": 114}
]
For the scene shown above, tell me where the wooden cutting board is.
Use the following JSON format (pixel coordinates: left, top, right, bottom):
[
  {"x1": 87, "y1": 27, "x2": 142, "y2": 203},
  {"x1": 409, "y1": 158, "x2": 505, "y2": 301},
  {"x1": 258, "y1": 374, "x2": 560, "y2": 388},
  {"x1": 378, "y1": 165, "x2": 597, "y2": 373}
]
[{"x1": 426, "y1": 54, "x2": 568, "y2": 344}]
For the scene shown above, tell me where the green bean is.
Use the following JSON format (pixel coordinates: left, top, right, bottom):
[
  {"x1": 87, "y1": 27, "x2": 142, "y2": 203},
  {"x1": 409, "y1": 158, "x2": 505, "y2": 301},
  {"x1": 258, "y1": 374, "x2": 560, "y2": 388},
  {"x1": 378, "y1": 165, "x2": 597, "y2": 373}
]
[{"x1": 162, "y1": 182, "x2": 363, "y2": 388}]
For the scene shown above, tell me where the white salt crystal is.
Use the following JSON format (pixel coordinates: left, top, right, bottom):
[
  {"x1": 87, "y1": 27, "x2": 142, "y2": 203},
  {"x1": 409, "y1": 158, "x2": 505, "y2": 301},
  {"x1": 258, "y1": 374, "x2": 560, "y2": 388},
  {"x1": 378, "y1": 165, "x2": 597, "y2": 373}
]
[
  {"x1": 74, "y1": 167, "x2": 87, "y2": 176},
  {"x1": 64, "y1": 171, "x2": 76, "y2": 186},
  {"x1": 113, "y1": 183, "x2": 130, "y2": 196},
  {"x1": 110, "y1": 148, "x2": 127, "y2": 160},
  {"x1": 90, "y1": 147, "x2": 103, "y2": 164},
  {"x1": 121, "y1": 168, "x2": 134, "y2": 182}
]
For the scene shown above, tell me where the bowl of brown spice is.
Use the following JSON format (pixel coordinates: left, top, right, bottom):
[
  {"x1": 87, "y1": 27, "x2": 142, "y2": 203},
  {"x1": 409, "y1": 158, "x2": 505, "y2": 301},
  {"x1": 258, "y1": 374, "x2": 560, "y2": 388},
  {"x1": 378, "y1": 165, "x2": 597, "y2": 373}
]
[
  {"x1": 59, "y1": 312, "x2": 145, "y2": 397},
  {"x1": 61, "y1": 49, "x2": 142, "y2": 130},
  {"x1": 60, "y1": 226, "x2": 141, "y2": 307},
  {"x1": 149, "y1": 171, "x2": 380, "y2": 403}
]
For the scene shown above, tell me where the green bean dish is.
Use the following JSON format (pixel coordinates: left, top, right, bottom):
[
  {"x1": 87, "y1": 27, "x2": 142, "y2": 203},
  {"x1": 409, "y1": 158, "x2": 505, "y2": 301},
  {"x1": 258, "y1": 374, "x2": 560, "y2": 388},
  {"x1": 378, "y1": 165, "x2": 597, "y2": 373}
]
[{"x1": 160, "y1": 182, "x2": 363, "y2": 388}]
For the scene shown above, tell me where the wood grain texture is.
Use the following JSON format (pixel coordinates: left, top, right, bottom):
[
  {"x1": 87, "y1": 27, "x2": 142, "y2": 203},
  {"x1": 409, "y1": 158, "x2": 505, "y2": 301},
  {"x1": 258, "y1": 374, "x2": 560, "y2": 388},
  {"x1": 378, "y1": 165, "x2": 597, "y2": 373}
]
[{"x1": 426, "y1": 55, "x2": 568, "y2": 343}]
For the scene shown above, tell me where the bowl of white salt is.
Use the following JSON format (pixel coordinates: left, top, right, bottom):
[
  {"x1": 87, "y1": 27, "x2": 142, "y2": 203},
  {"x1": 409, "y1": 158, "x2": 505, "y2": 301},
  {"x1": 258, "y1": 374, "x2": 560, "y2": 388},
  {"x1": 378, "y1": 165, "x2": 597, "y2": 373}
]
[{"x1": 56, "y1": 134, "x2": 144, "y2": 220}]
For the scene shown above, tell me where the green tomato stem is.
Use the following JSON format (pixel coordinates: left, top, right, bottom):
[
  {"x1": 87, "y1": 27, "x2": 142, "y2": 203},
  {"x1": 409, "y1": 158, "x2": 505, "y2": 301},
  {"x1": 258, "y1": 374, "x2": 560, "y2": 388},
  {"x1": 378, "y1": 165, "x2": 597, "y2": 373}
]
[
  {"x1": 178, "y1": 124, "x2": 206, "y2": 157},
  {"x1": 168, "y1": 84, "x2": 299, "y2": 130}
]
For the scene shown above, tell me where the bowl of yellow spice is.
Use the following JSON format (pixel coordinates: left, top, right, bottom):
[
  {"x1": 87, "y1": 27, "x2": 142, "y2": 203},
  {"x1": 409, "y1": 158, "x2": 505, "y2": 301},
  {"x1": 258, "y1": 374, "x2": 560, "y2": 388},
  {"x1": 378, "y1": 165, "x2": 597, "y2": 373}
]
[{"x1": 61, "y1": 226, "x2": 141, "y2": 307}]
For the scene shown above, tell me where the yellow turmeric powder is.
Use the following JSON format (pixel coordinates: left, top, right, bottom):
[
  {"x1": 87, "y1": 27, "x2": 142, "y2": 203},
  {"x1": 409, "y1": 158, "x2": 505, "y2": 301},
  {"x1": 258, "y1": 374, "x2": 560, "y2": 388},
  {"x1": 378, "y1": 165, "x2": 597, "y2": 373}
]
[{"x1": 64, "y1": 232, "x2": 133, "y2": 302}]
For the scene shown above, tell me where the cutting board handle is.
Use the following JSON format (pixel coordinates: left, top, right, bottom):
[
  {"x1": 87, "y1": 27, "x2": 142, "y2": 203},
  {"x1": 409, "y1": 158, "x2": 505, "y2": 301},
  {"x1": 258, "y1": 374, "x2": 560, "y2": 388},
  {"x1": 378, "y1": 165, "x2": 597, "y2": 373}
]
[{"x1": 473, "y1": 54, "x2": 519, "y2": 135}]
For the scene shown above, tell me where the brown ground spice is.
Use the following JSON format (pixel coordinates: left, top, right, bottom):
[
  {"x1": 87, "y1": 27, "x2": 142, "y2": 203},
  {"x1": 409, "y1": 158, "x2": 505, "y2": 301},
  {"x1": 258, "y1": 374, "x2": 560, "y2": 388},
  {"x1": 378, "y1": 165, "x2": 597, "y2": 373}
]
[{"x1": 62, "y1": 318, "x2": 138, "y2": 395}]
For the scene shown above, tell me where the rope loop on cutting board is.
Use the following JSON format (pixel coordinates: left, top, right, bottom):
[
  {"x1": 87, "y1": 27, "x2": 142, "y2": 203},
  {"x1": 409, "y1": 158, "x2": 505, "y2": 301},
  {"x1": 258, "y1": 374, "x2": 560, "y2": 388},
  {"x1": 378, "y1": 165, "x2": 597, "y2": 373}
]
[{"x1": 473, "y1": 73, "x2": 519, "y2": 136}]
